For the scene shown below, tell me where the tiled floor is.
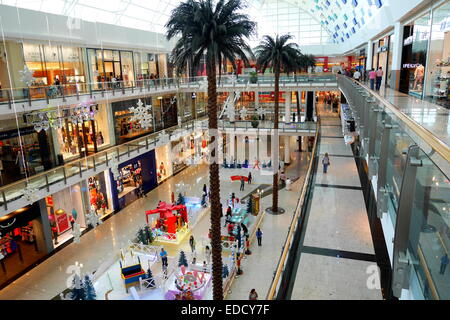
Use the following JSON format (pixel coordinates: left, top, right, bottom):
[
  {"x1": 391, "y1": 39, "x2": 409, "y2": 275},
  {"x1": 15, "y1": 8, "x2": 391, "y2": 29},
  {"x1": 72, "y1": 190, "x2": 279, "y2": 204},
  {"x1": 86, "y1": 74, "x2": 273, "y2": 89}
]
[{"x1": 290, "y1": 103, "x2": 382, "y2": 300}]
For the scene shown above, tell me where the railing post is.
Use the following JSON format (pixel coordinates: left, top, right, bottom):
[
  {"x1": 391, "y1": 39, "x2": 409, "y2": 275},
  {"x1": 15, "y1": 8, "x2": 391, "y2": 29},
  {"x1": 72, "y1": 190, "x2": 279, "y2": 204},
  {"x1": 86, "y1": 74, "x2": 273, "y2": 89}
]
[
  {"x1": 44, "y1": 87, "x2": 49, "y2": 104},
  {"x1": 128, "y1": 145, "x2": 131, "y2": 158},
  {"x1": 106, "y1": 153, "x2": 109, "y2": 166},
  {"x1": 2, "y1": 190, "x2": 7, "y2": 211},
  {"x1": 62, "y1": 85, "x2": 66, "y2": 102},
  {"x1": 146, "y1": 137, "x2": 149, "y2": 150},
  {"x1": 76, "y1": 85, "x2": 80, "y2": 101},
  {"x1": 45, "y1": 174, "x2": 50, "y2": 192},
  {"x1": 117, "y1": 148, "x2": 120, "y2": 161},
  {"x1": 63, "y1": 167, "x2": 67, "y2": 184},
  {"x1": 78, "y1": 161, "x2": 82, "y2": 177},
  {"x1": 93, "y1": 156, "x2": 96, "y2": 171},
  {"x1": 7, "y1": 90, "x2": 12, "y2": 110}
]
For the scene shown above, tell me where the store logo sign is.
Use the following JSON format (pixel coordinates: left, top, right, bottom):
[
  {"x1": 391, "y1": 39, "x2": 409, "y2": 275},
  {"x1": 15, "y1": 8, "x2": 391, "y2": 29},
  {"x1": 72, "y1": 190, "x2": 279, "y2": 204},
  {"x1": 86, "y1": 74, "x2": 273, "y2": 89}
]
[
  {"x1": 403, "y1": 36, "x2": 413, "y2": 46},
  {"x1": 440, "y1": 17, "x2": 450, "y2": 32},
  {"x1": 403, "y1": 63, "x2": 421, "y2": 69}
]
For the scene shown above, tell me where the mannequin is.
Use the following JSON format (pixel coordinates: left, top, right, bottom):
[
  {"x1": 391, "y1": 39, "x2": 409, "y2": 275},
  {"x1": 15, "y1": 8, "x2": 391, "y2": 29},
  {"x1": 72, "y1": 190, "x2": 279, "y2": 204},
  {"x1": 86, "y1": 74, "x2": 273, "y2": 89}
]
[{"x1": 413, "y1": 64, "x2": 425, "y2": 90}]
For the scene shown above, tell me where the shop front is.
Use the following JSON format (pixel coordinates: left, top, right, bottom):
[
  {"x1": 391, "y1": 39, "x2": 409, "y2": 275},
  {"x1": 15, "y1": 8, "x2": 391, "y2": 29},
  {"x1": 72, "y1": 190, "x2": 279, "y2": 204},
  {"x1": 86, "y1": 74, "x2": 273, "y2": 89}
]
[
  {"x1": 22, "y1": 43, "x2": 86, "y2": 99},
  {"x1": 424, "y1": 1, "x2": 450, "y2": 108},
  {"x1": 88, "y1": 171, "x2": 114, "y2": 220},
  {"x1": 0, "y1": 117, "x2": 55, "y2": 186},
  {"x1": 86, "y1": 48, "x2": 135, "y2": 90},
  {"x1": 45, "y1": 183, "x2": 86, "y2": 248},
  {"x1": 110, "y1": 150, "x2": 158, "y2": 211},
  {"x1": 372, "y1": 35, "x2": 393, "y2": 87},
  {"x1": 56, "y1": 103, "x2": 111, "y2": 160},
  {"x1": 400, "y1": 12, "x2": 431, "y2": 98},
  {"x1": 0, "y1": 203, "x2": 49, "y2": 289},
  {"x1": 155, "y1": 144, "x2": 173, "y2": 184}
]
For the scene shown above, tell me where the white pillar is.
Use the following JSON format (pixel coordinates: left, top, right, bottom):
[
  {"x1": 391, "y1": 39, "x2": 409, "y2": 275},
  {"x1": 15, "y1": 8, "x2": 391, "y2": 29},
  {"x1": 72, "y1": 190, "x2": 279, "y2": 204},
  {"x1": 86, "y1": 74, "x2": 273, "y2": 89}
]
[
  {"x1": 105, "y1": 102, "x2": 116, "y2": 146},
  {"x1": 255, "y1": 91, "x2": 259, "y2": 109},
  {"x1": 390, "y1": 22, "x2": 404, "y2": 90},
  {"x1": 228, "y1": 133, "x2": 235, "y2": 162},
  {"x1": 284, "y1": 136, "x2": 290, "y2": 164},
  {"x1": 50, "y1": 128, "x2": 61, "y2": 164},
  {"x1": 236, "y1": 134, "x2": 246, "y2": 164},
  {"x1": 284, "y1": 91, "x2": 291, "y2": 122},
  {"x1": 366, "y1": 40, "x2": 373, "y2": 71},
  {"x1": 312, "y1": 91, "x2": 316, "y2": 120}
]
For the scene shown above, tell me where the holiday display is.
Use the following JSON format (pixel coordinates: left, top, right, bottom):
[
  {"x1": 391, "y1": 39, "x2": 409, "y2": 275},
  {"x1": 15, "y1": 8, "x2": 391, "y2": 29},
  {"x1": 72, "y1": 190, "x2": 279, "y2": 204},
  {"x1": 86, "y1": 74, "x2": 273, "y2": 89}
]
[
  {"x1": 129, "y1": 99, "x2": 153, "y2": 130},
  {"x1": 178, "y1": 250, "x2": 189, "y2": 267},
  {"x1": 83, "y1": 274, "x2": 97, "y2": 300},
  {"x1": 120, "y1": 252, "x2": 145, "y2": 293},
  {"x1": 145, "y1": 201, "x2": 188, "y2": 242}
]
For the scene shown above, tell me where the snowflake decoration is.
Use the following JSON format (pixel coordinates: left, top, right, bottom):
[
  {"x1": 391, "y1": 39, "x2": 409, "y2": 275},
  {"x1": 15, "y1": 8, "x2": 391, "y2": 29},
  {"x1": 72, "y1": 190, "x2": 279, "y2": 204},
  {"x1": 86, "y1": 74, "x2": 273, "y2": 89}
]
[
  {"x1": 129, "y1": 99, "x2": 153, "y2": 130},
  {"x1": 256, "y1": 106, "x2": 266, "y2": 117},
  {"x1": 19, "y1": 65, "x2": 35, "y2": 86},
  {"x1": 198, "y1": 80, "x2": 208, "y2": 91},
  {"x1": 22, "y1": 185, "x2": 39, "y2": 204},
  {"x1": 239, "y1": 107, "x2": 248, "y2": 119},
  {"x1": 109, "y1": 157, "x2": 120, "y2": 181},
  {"x1": 225, "y1": 104, "x2": 235, "y2": 121},
  {"x1": 72, "y1": 222, "x2": 82, "y2": 244},
  {"x1": 86, "y1": 210, "x2": 102, "y2": 228},
  {"x1": 157, "y1": 130, "x2": 170, "y2": 146}
]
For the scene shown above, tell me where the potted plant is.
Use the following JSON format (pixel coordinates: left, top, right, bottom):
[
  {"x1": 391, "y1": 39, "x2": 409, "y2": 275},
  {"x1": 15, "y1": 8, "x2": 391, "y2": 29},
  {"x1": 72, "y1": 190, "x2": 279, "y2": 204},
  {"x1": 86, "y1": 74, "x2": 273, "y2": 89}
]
[
  {"x1": 251, "y1": 115, "x2": 259, "y2": 128},
  {"x1": 249, "y1": 71, "x2": 258, "y2": 84}
]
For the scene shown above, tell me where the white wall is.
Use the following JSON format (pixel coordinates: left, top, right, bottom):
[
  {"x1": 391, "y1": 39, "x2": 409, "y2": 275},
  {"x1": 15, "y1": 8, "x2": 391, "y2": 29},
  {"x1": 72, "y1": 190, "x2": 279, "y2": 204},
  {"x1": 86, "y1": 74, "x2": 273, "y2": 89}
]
[{"x1": 0, "y1": 4, "x2": 176, "y2": 53}]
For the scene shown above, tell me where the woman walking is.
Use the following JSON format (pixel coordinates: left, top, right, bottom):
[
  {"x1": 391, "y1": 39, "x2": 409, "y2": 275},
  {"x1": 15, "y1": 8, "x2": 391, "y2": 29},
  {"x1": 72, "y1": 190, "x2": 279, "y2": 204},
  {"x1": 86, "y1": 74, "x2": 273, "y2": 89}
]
[
  {"x1": 322, "y1": 153, "x2": 331, "y2": 174},
  {"x1": 249, "y1": 289, "x2": 258, "y2": 300},
  {"x1": 205, "y1": 245, "x2": 212, "y2": 265},
  {"x1": 189, "y1": 235, "x2": 196, "y2": 253}
]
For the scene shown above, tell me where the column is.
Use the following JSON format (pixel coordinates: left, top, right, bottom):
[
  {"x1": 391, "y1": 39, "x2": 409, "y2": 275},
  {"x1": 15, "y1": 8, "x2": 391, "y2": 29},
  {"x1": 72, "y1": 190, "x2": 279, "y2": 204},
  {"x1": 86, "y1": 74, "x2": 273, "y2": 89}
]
[
  {"x1": 255, "y1": 91, "x2": 259, "y2": 109},
  {"x1": 236, "y1": 134, "x2": 246, "y2": 164},
  {"x1": 366, "y1": 40, "x2": 373, "y2": 71},
  {"x1": 106, "y1": 102, "x2": 117, "y2": 146},
  {"x1": 284, "y1": 136, "x2": 290, "y2": 164},
  {"x1": 36, "y1": 199, "x2": 54, "y2": 254},
  {"x1": 228, "y1": 133, "x2": 236, "y2": 162},
  {"x1": 390, "y1": 22, "x2": 404, "y2": 90},
  {"x1": 312, "y1": 91, "x2": 316, "y2": 120},
  {"x1": 284, "y1": 91, "x2": 291, "y2": 122}
]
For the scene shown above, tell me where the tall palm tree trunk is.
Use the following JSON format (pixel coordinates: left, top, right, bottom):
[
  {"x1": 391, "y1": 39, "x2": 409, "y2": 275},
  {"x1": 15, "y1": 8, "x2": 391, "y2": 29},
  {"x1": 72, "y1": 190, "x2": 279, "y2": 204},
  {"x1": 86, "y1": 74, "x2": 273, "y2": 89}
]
[
  {"x1": 206, "y1": 57, "x2": 223, "y2": 300},
  {"x1": 295, "y1": 90, "x2": 301, "y2": 151},
  {"x1": 272, "y1": 66, "x2": 280, "y2": 212}
]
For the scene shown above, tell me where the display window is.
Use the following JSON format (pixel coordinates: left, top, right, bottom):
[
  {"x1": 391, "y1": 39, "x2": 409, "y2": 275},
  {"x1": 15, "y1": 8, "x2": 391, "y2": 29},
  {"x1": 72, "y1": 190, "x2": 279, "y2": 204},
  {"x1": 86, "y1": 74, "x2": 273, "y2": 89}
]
[
  {"x1": 46, "y1": 183, "x2": 86, "y2": 248},
  {"x1": 424, "y1": 1, "x2": 450, "y2": 108},
  {"x1": 0, "y1": 203, "x2": 47, "y2": 288},
  {"x1": 57, "y1": 103, "x2": 110, "y2": 160},
  {"x1": 117, "y1": 161, "x2": 143, "y2": 201},
  {"x1": 155, "y1": 144, "x2": 173, "y2": 183},
  {"x1": 88, "y1": 172, "x2": 113, "y2": 220},
  {"x1": 23, "y1": 43, "x2": 86, "y2": 99}
]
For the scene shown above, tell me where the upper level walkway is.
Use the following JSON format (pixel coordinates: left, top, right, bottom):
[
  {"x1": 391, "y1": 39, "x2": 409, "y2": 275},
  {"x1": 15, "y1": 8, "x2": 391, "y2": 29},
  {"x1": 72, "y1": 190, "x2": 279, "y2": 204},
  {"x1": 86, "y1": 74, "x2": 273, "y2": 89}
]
[{"x1": 0, "y1": 75, "x2": 338, "y2": 115}]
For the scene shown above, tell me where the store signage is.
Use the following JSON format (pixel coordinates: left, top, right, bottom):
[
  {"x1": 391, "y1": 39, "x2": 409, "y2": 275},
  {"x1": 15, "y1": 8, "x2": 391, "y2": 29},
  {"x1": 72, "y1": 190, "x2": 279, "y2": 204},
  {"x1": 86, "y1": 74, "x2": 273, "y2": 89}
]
[
  {"x1": 440, "y1": 17, "x2": 450, "y2": 32},
  {"x1": 403, "y1": 63, "x2": 421, "y2": 69},
  {"x1": 404, "y1": 36, "x2": 413, "y2": 46},
  {"x1": 56, "y1": 211, "x2": 70, "y2": 234},
  {"x1": 377, "y1": 46, "x2": 388, "y2": 53}
]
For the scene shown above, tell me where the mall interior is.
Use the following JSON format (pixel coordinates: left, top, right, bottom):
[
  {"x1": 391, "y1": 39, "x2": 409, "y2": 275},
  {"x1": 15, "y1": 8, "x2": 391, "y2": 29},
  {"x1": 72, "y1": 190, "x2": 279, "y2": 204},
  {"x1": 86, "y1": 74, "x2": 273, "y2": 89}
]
[{"x1": 0, "y1": 0, "x2": 448, "y2": 301}]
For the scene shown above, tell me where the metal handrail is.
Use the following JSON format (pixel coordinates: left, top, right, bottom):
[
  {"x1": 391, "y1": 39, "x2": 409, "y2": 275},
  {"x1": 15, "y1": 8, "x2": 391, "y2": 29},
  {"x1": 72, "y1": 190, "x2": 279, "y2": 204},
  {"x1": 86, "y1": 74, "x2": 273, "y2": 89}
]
[
  {"x1": 339, "y1": 75, "x2": 450, "y2": 162},
  {"x1": 266, "y1": 119, "x2": 320, "y2": 300}
]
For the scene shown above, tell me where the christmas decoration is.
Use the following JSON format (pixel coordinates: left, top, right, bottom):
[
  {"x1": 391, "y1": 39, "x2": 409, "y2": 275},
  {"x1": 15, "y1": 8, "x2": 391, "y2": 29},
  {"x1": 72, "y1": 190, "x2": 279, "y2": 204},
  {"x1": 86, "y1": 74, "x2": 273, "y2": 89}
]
[
  {"x1": 239, "y1": 107, "x2": 248, "y2": 120},
  {"x1": 157, "y1": 130, "x2": 170, "y2": 146},
  {"x1": 246, "y1": 197, "x2": 253, "y2": 215},
  {"x1": 69, "y1": 274, "x2": 85, "y2": 300},
  {"x1": 145, "y1": 268, "x2": 156, "y2": 288},
  {"x1": 72, "y1": 222, "x2": 82, "y2": 244},
  {"x1": 83, "y1": 274, "x2": 97, "y2": 300},
  {"x1": 22, "y1": 185, "x2": 39, "y2": 204},
  {"x1": 109, "y1": 157, "x2": 120, "y2": 181},
  {"x1": 256, "y1": 106, "x2": 266, "y2": 118},
  {"x1": 129, "y1": 99, "x2": 153, "y2": 130},
  {"x1": 85, "y1": 210, "x2": 102, "y2": 228},
  {"x1": 178, "y1": 250, "x2": 188, "y2": 267},
  {"x1": 19, "y1": 65, "x2": 35, "y2": 86},
  {"x1": 177, "y1": 193, "x2": 185, "y2": 205},
  {"x1": 222, "y1": 264, "x2": 229, "y2": 279}
]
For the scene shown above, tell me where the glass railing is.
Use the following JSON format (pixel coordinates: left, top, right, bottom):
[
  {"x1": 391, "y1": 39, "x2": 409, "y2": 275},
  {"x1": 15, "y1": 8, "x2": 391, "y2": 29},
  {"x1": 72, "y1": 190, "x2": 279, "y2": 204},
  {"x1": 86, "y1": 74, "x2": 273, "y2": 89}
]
[
  {"x1": 215, "y1": 120, "x2": 316, "y2": 133},
  {"x1": 0, "y1": 74, "x2": 337, "y2": 110},
  {"x1": 338, "y1": 75, "x2": 450, "y2": 300}
]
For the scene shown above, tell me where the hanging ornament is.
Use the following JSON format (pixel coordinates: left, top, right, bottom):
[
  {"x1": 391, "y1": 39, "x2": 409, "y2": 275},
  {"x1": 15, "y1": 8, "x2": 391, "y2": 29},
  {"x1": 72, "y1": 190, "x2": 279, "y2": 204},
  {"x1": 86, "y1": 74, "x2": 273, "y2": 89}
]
[
  {"x1": 239, "y1": 107, "x2": 248, "y2": 120},
  {"x1": 129, "y1": 99, "x2": 153, "y2": 130},
  {"x1": 85, "y1": 209, "x2": 102, "y2": 228},
  {"x1": 157, "y1": 130, "x2": 170, "y2": 146},
  {"x1": 225, "y1": 103, "x2": 236, "y2": 121},
  {"x1": 256, "y1": 106, "x2": 266, "y2": 118},
  {"x1": 22, "y1": 185, "x2": 40, "y2": 204},
  {"x1": 72, "y1": 222, "x2": 82, "y2": 244},
  {"x1": 19, "y1": 65, "x2": 35, "y2": 86},
  {"x1": 109, "y1": 157, "x2": 120, "y2": 181},
  {"x1": 71, "y1": 208, "x2": 78, "y2": 220}
]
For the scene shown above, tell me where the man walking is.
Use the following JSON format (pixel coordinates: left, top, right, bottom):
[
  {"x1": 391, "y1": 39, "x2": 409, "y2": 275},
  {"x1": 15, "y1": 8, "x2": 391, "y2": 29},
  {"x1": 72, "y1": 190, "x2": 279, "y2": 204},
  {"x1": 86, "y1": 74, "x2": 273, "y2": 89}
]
[
  {"x1": 240, "y1": 176, "x2": 245, "y2": 191},
  {"x1": 353, "y1": 69, "x2": 361, "y2": 82},
  {"x1": 160, "y1": 248, "x2": 168, "y2": 267},
  {"x1": 256, "y1": 228, "x2": 263, "y2": 246},
  {"x1": 376, "y1": 67, "x2": 383, "y2": 91}
]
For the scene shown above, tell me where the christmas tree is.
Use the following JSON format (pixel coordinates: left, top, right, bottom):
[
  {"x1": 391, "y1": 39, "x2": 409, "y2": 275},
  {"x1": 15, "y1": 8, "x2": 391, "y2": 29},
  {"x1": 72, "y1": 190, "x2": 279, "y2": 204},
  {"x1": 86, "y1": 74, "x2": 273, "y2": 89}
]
[
  {"x1": 145, "y1": 268, "x2": 156, "y2": 288},
  {"x1": 178, "y1": 250, "x2": 188, "y2": 267},
  {"x1": 137, "y1": 228, "x2": 147, "y2": 245},
  {"x1": 177, "y1": 193, "x2": 185, "y2": 205},
  {"x1": 201, "y1": 193, "x2": 207, "y2": 207},
  {"x1": 222, "y1": 264, "x2": 229, "y2": 279},
  {"x1": 246, "y1": 197, "x2": 253, "y2": 215},
  {"x1": 70, "y1": 274, "x2": 85, "y2": 300},
  {"x1": 83, "y1": 274, "x2": 97, "y2": 300}
]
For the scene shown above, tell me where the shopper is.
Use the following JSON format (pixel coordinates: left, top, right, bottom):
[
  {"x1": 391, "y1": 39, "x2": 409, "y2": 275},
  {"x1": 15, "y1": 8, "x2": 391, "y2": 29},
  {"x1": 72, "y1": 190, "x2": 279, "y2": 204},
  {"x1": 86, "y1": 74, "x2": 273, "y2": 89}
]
[
  {"x1": 249, "y1": 289, "x2": 258, "y2": 300},
  {"x1": 256, "y1": 228, "x2": 263, "y2": 246},
  {"x1": 322, "y1": 153, "x2": 330, "y2": 174},
  {"x1": 440, "y1": 253, "x2": 449, "y2": 275},
  {"x1": 353, "y1": 69, "x2": 361, "y2": 82},
  {"x1": 203, "y1": 184, "x2": 207, "y2": 194},
  {"x1": 205, "y1": 245, "x2": 211, "y2": 265},
  {"x1": 224, "y1": 206, "x2": 232, "y2": 227},
  {"x1": 160, "y1": 248, "x2": 168, "y2": 267},
  {"x1": 247, "y1": 172, "x2": 252, "y2": 184},
  {"x1": 369, "y1": 68, "x2": 376, "y2": 90},
  {"x1": 376, "y1": 67, "x2": 383, "y2": 91},
  {"x1": 240, "y1": 176, "x2": 245, "y2": 191},
  {"x1": 203, "y1": 261, "x2": 208, "y2": 273},
  {"x1": 189, "y1": 235, "x2": 196, "y2": 253}
]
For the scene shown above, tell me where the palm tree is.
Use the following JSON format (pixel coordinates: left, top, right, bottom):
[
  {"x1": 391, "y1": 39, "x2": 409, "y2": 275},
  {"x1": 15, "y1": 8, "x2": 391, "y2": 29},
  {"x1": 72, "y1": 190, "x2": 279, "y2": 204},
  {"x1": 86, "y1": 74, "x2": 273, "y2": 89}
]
[
  {"x1": 166, "y1": 0, "x2": 255, "y2": 300},
  {"x1": 254, "y1": 34, "x2": 301, "y2": 213}
]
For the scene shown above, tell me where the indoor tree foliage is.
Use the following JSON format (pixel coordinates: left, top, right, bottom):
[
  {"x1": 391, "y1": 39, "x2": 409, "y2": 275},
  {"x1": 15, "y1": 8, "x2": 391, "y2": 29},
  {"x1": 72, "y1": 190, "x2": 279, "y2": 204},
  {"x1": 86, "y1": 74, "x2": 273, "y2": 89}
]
[
  {"x1": 166, "y1": 0, "x2": 256, "y2": 300},
  {"x1": 254, "y1": 34, "x2": 301, "y2": 212}
]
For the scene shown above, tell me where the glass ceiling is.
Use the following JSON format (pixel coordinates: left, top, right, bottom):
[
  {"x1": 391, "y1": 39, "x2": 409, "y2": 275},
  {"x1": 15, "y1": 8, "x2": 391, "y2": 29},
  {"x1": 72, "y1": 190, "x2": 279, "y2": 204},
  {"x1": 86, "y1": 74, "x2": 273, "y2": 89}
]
[{"x1": 0, "y1": 0, "x2": 387, "y2": 44}]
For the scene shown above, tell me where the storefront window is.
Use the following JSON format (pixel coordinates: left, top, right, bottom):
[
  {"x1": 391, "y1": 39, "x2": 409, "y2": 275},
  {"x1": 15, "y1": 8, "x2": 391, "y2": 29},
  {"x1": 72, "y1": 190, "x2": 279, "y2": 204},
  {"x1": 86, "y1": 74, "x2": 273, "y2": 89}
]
[
  {"x1": 425, "y1": 1, "x2": 450, "y2": 107},
  {"x1": 400, "y1": 12, "x2": 431, "y2": 98},
  {"x1": 155, "y1": 144, "x2": 173, "y2": 183},
  {"x1": 88, "y1": 172, "x2": 113, "y2": 220}
]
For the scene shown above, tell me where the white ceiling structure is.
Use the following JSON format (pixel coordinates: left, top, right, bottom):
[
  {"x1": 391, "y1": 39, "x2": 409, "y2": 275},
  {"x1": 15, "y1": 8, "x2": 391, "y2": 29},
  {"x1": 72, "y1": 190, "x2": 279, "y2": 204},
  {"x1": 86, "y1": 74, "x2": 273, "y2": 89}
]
[{"x1": 0, "y1": 0, "x2": 431, "y2": 54}]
